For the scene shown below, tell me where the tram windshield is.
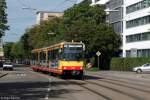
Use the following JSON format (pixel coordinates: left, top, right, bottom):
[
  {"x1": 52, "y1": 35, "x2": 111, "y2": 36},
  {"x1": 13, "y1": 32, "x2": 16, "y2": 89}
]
[{"x1": 62, "y1": 44, "x2": 84, "y2": 61}]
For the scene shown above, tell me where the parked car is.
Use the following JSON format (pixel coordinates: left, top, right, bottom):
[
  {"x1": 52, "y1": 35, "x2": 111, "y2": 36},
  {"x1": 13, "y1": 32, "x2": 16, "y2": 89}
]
[
  {"x1": 133, "y1": 63, "x2": 150, "y2": 74},
  {"x1": 3, "y1": 62, "x2": 13, "y2": 70}
]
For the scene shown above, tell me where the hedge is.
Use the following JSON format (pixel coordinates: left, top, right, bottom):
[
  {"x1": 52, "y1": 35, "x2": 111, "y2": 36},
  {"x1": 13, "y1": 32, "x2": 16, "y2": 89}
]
[{"x1": 110, "y1": 57, "x2": 150, "y2": 71}]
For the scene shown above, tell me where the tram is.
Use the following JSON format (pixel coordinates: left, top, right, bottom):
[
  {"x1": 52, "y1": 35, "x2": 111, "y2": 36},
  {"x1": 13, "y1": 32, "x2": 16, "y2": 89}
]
[{"x1": 31, "y1": 41, "x2": 85, "y2": 79}]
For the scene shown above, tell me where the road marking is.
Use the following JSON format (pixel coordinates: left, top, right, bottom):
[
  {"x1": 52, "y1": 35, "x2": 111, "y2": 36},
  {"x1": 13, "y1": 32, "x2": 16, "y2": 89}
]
[
  {"x1": 45, "y1": 77, "x2": 53, "y2": 100},
  {"x1": 16, "y1": 73, "x2": 26, "y2": 77}
]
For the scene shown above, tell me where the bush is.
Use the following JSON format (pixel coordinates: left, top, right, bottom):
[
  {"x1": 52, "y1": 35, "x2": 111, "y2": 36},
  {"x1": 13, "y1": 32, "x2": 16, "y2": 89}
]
[{"x1": 110, "y1": 57, "x2": 150, "y2": 71}]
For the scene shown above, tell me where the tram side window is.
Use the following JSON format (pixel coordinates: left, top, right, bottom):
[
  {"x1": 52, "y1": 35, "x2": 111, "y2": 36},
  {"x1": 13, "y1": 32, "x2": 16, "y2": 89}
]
[
  {"x1": 48, "y1": 49, "x2": 60, "y2": 68},
  {"x1": 40, "y1": 52, "x2": 46, "y2": 66},
  {"x1": 31, "y1": 53, "x2": 36, "y2": 65},
  {"x1": 31, "y1": 53, "x2": 38, "y2": 65}
]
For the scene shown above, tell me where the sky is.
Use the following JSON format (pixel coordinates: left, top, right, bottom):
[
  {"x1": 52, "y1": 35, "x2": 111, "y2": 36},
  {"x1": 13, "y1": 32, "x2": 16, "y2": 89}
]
[{"x1": 4, "y1": 0, "x2": 83, "y2": 42}]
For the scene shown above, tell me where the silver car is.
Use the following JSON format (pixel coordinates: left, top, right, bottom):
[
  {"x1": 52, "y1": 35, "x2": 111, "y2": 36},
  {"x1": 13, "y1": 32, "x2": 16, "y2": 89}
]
[
  {"x1": 133, "y1": 63, "x2": 150, "y2": 74},
  {"x1": 3, "y1": 62, "x2": 14, "y2": 70}
]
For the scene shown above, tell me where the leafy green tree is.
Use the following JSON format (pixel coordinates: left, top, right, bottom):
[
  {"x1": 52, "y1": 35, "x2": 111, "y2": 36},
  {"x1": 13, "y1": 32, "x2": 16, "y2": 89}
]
[
  {"x1": 15, "y1": 17, "x2": 64, "y2": 60},
  {"x1": 0, "y1": 0, "x2": 9, "y2": 37},
  {"x1": 20, "y1": 33, "x2": 32, "y2": 59},
  {"x1": 3, "y1": 42, "x2": 14, "y2": 60},
  {"x1": 24, "y1": 18, "x2": 63, "y2": 49},
  {"x1": 10, "y1": 42, "x2": 24, "y2": 59}
]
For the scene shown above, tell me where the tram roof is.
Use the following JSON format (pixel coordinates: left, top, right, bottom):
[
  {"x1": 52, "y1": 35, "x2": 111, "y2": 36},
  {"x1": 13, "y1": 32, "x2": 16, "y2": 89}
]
[{"x1": 31, "y1": 41, "x2": 84, "y2": 53}]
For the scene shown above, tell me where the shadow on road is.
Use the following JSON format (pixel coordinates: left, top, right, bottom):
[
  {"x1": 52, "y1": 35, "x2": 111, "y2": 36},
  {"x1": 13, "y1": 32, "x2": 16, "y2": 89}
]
[
  {"x1": 0, "y1": 81, "x2": 83, "y2": 100},
  {"x1": 0, "y1": 82, "x2": 48, "y2": 100}
]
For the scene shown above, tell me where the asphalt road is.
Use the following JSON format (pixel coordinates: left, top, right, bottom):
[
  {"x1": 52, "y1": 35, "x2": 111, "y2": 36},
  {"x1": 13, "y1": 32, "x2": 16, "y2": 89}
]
[
  {"x1": 1, "y1": 65, "x2": 150, "y2": 100},
  {"x1": 0, "y1": 66, "x2": 51, "y2": 100}
]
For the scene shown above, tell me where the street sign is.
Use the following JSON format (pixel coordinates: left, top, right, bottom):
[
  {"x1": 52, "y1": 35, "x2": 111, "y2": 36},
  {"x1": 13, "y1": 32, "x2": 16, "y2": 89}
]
[{"x1": 96, "y1": 51, "x2": 101, "y2": 56}]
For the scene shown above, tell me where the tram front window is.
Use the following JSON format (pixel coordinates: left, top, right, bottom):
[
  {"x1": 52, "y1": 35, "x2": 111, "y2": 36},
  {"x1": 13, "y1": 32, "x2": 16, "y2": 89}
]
[
  {"x1": 62, "y1": 44, "x2": 83, "y2": 61},
  {"x1": 62, "y1": 53, "x2": 83, "y2": 61}
]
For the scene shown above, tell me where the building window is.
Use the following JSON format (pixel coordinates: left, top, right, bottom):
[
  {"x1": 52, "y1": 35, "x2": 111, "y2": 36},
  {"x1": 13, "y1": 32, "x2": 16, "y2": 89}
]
[
  {"x1": 48, "y1": 15, "x2": 55, "y2": 20},
  {"x1": 126, "y1": 50, "x2": 131, "y2": 57},
  {"x1": 126, "y1": 49, "x2": 150, "y2": 57},
  {"x1": 126, "y1": 15, "x2": 150, "y2": 28},
  {"x1": 126, "y1": 32, "x2": 150, "y2": 43},
  {"x1": 112, "y1": 21, "x2": 123, "y2": 34},
  {"x1": 126, "y1": 0, "x2": 150, "y2": 14}
]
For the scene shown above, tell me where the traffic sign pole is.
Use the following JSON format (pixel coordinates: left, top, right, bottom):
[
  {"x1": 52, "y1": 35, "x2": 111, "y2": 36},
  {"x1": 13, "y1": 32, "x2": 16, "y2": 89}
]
[
  {"x1": 98, "y1": 56, "x2": 99, "y2": 69},
  {"x1": 96, "y1": 51, "x2": 101, "y2": 70}
]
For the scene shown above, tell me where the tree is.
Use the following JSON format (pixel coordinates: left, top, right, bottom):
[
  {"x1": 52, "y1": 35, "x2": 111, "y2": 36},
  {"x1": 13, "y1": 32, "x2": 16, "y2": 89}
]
[
  {"x1": 10, "y1": 42, "x2": 24, "y2": 59},
  {"x1": 0, "y1": 0, "x2": 9, "y2": 37},
  {"x1": 25, "y1": 17, "x2": 63, "y2": 49},
  {"x1": 14, "y1": 17, "x2": 64, "y2": 60},
  {"x1": 3, "y1": 42, "x2": 14, "y2": 60},
  {"x1": 20, "y1": 33, "x2": 32, "y2": 59}
]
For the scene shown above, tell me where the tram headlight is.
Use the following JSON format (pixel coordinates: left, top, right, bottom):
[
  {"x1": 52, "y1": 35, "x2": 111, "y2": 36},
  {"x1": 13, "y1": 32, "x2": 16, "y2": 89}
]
[
  {"x1": 80, "y1": 67, "x2": 83, "y2": 70},
  {"x1": 64, "y1": 67, "x2": 67, "y2": 70}
]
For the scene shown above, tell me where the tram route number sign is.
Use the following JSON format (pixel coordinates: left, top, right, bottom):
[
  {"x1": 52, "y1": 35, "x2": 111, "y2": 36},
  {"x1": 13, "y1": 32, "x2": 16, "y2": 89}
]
[{"x1": 96, "y1": 51, "x2": 101, "y2": 56}]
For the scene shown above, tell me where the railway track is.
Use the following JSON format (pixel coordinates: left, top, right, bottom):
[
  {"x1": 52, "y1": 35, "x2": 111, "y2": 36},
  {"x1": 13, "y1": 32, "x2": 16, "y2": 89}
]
[
  {"x1": 79, "y1": 84, "x2": 112, "y2": 100},
  {"x1": 39, "y1": 72, "x2": 150, "y2": 100},
  {"x1": 70, "y1": 79, "x2": 145, "y2": 100},
  {"x1": 83, "y1": 80, "x2": 145, "y2": 100},
  {"x1": 95, "y1": 78, "x2": 150, "y2": 93},
  {"x1": 67, "y1": 73, "x2": 150, "y2": 100},
  {"x1": 67, "y1": 80, "x2": 112, "y2": 100},
  {"x1": 87, "y1": 73, "x2": 150, "y2": 89}
]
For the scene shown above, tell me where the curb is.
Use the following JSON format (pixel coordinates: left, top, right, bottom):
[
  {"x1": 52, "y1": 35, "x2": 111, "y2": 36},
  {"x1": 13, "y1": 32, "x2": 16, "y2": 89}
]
[{"x1": 0, "y1": 73, "x2": 8, "y2": 78}]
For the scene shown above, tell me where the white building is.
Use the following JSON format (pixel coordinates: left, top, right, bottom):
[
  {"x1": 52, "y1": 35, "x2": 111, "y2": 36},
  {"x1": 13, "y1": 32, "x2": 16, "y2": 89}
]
[
  {"x1": 123, "y1": 0, "x2": 150, "y2": 57},
  {"x1": 36, "y1": 11, "x2": 64, "y2": 24},
  {"x1": 91, "y1": 0, "x2": 150, "y2": 57}
]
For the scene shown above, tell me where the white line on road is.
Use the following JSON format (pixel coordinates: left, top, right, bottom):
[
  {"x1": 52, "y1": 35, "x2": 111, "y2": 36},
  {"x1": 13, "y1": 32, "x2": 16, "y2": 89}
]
[{"x1": 45, "y1": 77, "x2": 53, "y2": 100}]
